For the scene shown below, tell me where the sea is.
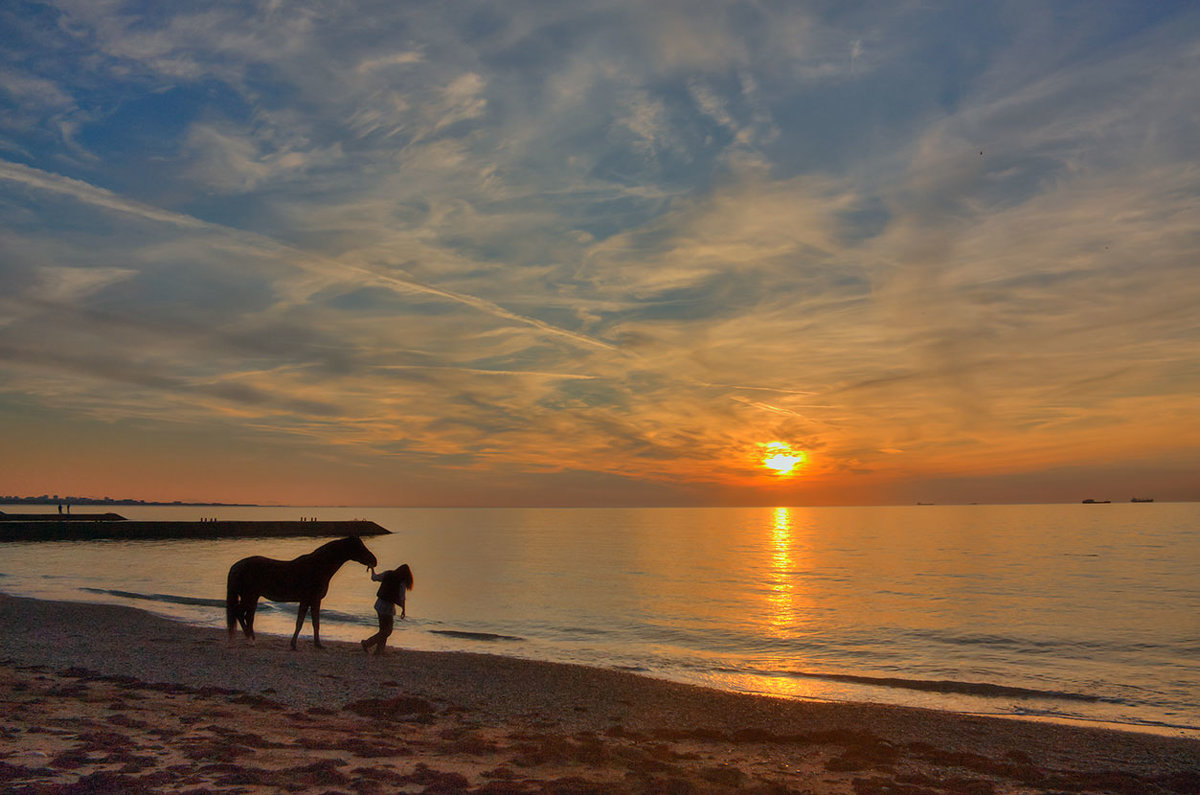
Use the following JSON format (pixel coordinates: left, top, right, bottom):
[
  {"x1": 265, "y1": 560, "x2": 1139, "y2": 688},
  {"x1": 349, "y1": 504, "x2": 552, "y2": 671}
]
[{"x1": 1, "y1": 502, "x2": 1197, "y2": 738}]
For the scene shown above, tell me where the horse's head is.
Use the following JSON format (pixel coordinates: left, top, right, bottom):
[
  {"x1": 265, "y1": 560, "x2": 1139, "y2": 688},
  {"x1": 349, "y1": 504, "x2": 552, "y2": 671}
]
[{"x1": 346, "y1": 536, "x2": 378, "y2": 569}]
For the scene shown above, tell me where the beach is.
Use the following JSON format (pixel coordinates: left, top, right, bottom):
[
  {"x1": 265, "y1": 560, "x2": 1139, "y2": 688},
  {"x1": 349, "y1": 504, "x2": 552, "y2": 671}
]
[{"x1": 1, "y1": 594, "x2": 1196, "y2": 793}]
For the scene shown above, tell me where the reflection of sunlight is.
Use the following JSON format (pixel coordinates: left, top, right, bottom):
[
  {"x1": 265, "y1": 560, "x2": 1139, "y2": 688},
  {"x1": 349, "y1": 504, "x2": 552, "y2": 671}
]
[
  {"x1": 768, "y1": 506, "x2": 795, "y2": 637},
  {"x1": 752, "y1": 505, "x2": 820, "y2": 699}
]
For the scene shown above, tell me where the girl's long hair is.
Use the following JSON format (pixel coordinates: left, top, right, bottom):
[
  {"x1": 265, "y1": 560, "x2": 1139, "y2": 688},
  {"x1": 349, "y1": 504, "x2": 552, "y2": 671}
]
[{"x1": 396, "y1": 563, "x2": 414, "y2": 591}]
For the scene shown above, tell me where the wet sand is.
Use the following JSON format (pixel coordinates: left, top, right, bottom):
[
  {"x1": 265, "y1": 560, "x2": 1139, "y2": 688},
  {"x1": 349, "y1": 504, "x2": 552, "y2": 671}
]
[{"x1": 1, "y1": 594, "x2": 1196, "y2": 793}]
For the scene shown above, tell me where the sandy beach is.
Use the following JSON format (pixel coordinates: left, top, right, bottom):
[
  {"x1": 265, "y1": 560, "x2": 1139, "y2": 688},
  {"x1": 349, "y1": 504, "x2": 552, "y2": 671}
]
[{"x1": 1, "y1": 594, "x2": 1196, "y2": 794}]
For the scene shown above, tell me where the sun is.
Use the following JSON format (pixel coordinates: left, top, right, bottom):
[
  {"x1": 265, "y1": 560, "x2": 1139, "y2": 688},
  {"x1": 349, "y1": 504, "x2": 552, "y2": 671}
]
[{"x1": 759, "y1": 441, "x2": 806, "y2": 476}]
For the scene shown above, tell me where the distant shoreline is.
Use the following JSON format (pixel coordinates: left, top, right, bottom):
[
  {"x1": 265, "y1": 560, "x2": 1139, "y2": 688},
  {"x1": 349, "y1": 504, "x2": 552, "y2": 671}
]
[{"x1": 1, "y1": 498, "x2": 259, "y2": 507}]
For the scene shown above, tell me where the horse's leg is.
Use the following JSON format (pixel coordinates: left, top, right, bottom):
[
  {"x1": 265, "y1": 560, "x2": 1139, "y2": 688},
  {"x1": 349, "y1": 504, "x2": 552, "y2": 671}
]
[
  {"x1": 226, "y1": 584, "x2": 238, "y2": 641},
  {"x1": 244, "y1": 597, "x2": 258, "y2": 640},
  {"x1": 311, "y1": 600, "x2": 323, "y2": 649},
  {"x1": 291, "y1": 602, "x2": 309, "y2": 650}
]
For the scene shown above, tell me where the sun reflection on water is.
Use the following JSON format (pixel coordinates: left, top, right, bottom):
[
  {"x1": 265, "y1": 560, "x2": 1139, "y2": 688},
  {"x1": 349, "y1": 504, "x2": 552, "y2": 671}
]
[
  {"x1": 767, "y1": 506, "x2": 796, "y2": 637},
  {"x1": 741, "y1": 506, "x2": 827, "y2": 699}
]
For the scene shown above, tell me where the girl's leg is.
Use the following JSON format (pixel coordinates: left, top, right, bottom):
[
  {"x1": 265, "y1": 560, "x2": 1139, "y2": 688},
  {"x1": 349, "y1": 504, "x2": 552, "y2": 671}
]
[
  {"x1": 374, "y1": 614, "x2": 394, "y2": 655},
  {"x1": 362, "y1": 611, "x2": 388, "y2": 652}
]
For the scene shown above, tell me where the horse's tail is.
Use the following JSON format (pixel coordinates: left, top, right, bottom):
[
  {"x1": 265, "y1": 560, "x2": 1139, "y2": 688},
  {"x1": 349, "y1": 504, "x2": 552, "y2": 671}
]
[{"x1": 226, "y1": 564, "x2": 240, "y2": 638}]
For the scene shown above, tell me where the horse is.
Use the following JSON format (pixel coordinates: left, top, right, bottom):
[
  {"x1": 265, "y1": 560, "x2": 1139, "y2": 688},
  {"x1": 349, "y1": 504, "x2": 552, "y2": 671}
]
[{"x1": 226, "y1": 536, "x2": 378, "y2": 650}]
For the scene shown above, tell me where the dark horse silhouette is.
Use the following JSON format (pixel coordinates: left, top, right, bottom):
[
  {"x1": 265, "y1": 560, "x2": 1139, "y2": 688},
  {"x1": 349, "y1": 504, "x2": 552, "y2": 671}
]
[{"x1": 226, "y1": 536, "x2": 378, "y2": 650}]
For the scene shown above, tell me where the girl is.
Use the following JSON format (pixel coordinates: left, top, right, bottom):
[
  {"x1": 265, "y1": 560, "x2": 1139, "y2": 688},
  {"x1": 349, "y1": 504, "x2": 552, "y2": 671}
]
[{"x1": 361, "y1": 563, "x2": 413, "y2": 655}]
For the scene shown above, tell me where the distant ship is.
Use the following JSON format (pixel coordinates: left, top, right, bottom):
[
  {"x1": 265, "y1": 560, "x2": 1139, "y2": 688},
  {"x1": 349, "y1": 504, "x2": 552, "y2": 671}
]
[
  {"x1": 1081, "y1": 499, "x2": 1111, "y2": 504},
  {"x1": 1130, "y1": 497, "x2": 1154, "y2": 503}
]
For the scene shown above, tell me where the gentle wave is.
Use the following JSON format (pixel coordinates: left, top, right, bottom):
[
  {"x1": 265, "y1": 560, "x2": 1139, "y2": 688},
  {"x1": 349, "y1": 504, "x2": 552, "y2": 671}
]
[
  {"x1": 430, "y1": 629, "x2": 525, "y2": 642},
  {"x1": 82, "y1": 588, "x2": 381, "y2": 626},
  {"x1": 904, "y1": 628, "x2": 1178, "y2": 655},
  {"x1": 723, "y1": 666, "x2": 1118, "y2": 703},
  {"x1": 1008, "y1": 706, "x2": 1200, "y2": 733},
  {"x1": 555, "y1": 625, "x2": 609, "y2": 637},
  {"x1": 82, "y1": 587, "x2": 229, "y2": 610},
  {"x1": 78, "y1": 586, "x2": 525, "y2": 642}
]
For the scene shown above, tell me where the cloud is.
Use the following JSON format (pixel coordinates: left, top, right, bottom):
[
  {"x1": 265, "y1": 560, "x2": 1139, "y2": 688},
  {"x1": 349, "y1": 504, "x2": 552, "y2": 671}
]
[
  {"x1": 0, "y1": 160, "x2": 211, "y2": 230},
  {"x1": 0, "y1": 70, "x2": 74, "y2": 121},
  {"x1": 181, "y1": 123, "x2": 343, "y2": 194},
  {"x1": 356, "y1": 50, "x2": 424, "y2": 73},
  {"x1": 0, "y1": 159, "x2": 618, "y2": 351},
  {"x1": 27, "y1": 267, "x2": 137, "y2": 303}
]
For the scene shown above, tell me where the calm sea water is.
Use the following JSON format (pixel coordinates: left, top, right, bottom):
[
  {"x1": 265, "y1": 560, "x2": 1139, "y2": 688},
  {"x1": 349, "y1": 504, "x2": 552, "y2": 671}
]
[{"x1": 2, "y1": 503, "x2": 1197, "y2": 737}]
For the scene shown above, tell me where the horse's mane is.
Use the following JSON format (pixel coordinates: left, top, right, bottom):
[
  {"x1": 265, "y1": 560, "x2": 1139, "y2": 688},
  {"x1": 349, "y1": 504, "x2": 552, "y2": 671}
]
[
  {"x1": 320, "y1": 536, "x2": 362, "y2": 552},
  {"x1": 297, "y1": 536, "x2": 362, "y2": 561}
]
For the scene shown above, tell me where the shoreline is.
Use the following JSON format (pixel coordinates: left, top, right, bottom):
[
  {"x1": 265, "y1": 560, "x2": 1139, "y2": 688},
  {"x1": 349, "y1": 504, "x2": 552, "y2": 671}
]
[
  {"x1": 20, "y1": 582, "x2": 1196, "y2": 741},
  {"x1": 2, "y1": 593, "x2": 1197, "y2": 793}
]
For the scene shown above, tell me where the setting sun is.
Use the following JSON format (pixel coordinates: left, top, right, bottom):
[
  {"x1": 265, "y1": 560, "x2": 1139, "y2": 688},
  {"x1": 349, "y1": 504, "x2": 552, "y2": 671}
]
[{"x1": 760, "y1": 442, "x2": 806, "y2": 476}]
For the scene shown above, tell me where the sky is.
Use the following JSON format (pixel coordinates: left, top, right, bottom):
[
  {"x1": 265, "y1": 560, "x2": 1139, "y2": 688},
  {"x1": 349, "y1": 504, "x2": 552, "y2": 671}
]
[{"x1": 2, "y1": 1, "x2": 1199, "y2": 507}]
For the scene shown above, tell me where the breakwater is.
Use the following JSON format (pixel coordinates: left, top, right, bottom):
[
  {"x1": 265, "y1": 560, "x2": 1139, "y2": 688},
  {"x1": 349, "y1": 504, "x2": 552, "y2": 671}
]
[{"x1": 0, "y1": 519, "x2": 389, "y2": 541}]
